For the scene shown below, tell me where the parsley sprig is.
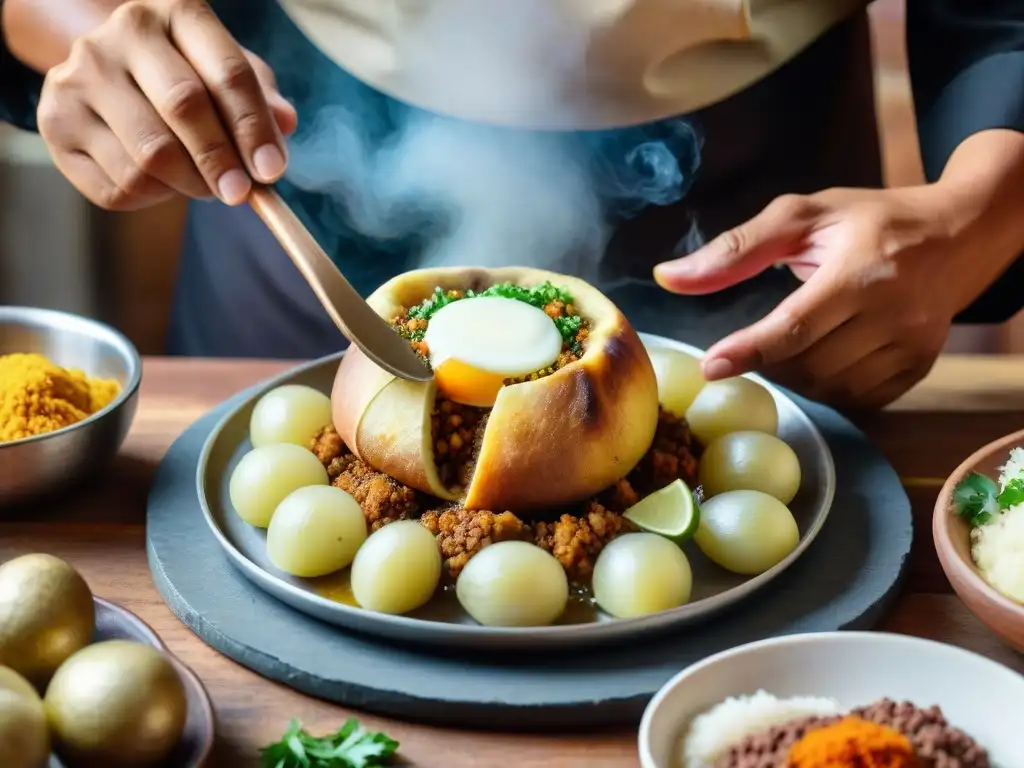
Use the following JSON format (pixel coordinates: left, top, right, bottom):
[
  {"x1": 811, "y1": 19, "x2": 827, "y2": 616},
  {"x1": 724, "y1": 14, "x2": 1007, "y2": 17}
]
[
  {"x1": 401, "y1": 281, "x2": 586, "y2": 355},
  {"x1": 952, "y1": 473, "x2": 1024, "y2": 527},
  {"x1": 260, "y1": 718, "x2": 399, "y2": 768}
]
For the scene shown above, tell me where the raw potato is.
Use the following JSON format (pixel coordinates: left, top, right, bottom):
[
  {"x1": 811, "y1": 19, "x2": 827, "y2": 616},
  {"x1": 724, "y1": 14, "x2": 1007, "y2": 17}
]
[
  {"x1": 686, "y1": 376, "x2": 778, "y2": 445},
  {"x1": 456, "y1": 542, "x2": 569, "y2": 627},
  {"x1": 592, "y1": 533, "x2": 692, "y2": 618},
  {"x1": 351, "y1": 521, "x2": 442, "y2": 614},
  {"x1": 0, "y1": 666, "x2": 49, "y2": 768},
  {"x1": 249, "y1": 384, "x2": 333, "y2": 448},
  {"x1": 0, "y1": 553, "x2": 95, "y2": 689},
  {"x1": 649, "y1": 347, "x2": 706, "y2": 417},
  {"x1": 694, "y1": 490, "x2": 800, "y2": 575},
  {"x1": 699, "y1": 431, "x2": 802, "y2": 503},
  {"x1": 228, "y1": 443, "x2": 329, "y2": 527},
  {"x1": 267, "y1": 486, "x2": 368, "y2": 577},
  {"x1": 45, "y1": 640, "x2": 187, "y2": 768}
]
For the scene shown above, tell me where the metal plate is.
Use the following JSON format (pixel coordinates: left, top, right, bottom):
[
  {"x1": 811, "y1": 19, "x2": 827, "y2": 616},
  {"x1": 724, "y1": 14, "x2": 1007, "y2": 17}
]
[{"x1": 197, "y1": 336, "x2": 835, "y2": 651}]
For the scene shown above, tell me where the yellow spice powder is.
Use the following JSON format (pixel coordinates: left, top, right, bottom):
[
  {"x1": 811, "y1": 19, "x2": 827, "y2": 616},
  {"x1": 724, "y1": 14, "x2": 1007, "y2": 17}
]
[{"x1": 0, "y1": 353, "x2": 121, "y2": 443}]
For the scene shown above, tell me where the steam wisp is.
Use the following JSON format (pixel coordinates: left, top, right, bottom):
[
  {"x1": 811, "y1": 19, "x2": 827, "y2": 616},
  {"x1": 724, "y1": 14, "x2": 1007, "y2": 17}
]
[{"x1": 280, "y1": 0, "x2": 705, "y2": 284}]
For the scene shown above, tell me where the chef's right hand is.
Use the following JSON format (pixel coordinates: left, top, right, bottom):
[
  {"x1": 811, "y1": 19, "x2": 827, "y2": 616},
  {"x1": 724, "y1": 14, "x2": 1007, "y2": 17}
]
[{"x1": 36, "y1": 0, "x2": 298, "y2": 211}]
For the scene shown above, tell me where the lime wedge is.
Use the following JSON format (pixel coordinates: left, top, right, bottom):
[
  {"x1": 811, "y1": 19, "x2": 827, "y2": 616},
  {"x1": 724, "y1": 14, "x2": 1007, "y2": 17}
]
[{"x1": 624, "y1": 479, "x2": 700, "y2": 543}]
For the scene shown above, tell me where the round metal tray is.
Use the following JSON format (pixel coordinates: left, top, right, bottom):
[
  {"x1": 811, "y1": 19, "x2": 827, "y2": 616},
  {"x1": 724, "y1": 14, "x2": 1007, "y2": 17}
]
[{"x1": 197, "y1": 336, "x2": 835, "y2": 651}]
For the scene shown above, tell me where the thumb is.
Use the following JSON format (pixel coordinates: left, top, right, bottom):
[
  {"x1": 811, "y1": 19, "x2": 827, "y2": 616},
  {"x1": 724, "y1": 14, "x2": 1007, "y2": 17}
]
[{"x1": 654, "y1": 194, "x2": 815, "y2": 295}]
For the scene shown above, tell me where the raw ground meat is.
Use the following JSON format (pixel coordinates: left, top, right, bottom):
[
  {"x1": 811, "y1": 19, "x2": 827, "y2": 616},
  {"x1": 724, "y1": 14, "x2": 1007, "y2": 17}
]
[{"x1": 716, "y1": 698, "x2": 989, "y2": 768}]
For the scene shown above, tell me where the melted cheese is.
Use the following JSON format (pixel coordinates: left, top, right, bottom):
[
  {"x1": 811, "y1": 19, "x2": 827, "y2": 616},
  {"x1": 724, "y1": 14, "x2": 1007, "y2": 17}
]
[{"x1": 423, "y1": 297, "x2": 563, "y2": 407}]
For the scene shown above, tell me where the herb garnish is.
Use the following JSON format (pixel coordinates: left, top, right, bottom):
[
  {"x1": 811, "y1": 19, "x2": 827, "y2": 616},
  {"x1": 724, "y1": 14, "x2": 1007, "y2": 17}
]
[
  {"x1": 998, "y1": 477, "x2": 1024, "y2": 510},
  {"x1": 952, "y1": 472, "x2": 1024, "y2": 527},
  {"x1": 260, "y1": 718, "x2": 399, "y2": 768},
  {"x1": 400, "y1": 281, "x2": 586, "y2": 356}
]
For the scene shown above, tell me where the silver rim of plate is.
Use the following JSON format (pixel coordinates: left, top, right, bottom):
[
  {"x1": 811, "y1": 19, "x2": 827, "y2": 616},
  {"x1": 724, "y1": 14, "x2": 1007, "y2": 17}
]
[{"x1": 196, "y1": 334, "x2": 836, "y2": 651}]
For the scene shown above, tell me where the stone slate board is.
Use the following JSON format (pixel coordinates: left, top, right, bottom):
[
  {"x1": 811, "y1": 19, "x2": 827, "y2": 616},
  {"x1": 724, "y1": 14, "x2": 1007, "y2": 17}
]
[{"x1": 147, "y1": 386, "x2": 912, "y2": 731}]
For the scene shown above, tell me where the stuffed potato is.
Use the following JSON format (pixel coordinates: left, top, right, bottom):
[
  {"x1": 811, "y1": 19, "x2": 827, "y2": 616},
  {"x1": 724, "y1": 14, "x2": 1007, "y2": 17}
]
[{"x1": 331, "y1": 266, "x2": 659, "y2": 512}]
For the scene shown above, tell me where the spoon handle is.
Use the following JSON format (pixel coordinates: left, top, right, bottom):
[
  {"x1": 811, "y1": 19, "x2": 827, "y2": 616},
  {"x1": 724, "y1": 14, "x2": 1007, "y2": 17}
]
[{"x1": 248, "y1": 185, "x2": 432, "y2": 382}]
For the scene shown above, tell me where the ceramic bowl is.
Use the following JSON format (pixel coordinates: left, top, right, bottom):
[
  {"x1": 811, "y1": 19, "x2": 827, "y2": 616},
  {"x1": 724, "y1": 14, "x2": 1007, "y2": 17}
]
[
  {"x1": 0, "y1": 306, "x2": 141, "y2": 506},
  {"x1": 933, "y1": 428, "x2": 1024, "y2": 651},
  {"x1": 638, "y1": 631, "x2": 1024, "y2": 768},
  {"x1": 47, "y1": 596, "x2": 216, "y2": 768}
]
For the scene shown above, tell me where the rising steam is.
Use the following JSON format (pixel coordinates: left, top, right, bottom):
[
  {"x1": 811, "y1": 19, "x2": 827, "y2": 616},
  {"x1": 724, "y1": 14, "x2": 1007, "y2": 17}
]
[{"x1": 281, "y1": 0, "x2": 703, "y2": 285}]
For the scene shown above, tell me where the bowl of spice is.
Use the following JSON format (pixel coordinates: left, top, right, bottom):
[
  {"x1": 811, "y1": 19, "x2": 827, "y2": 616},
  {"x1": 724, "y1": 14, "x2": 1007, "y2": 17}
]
[
  {"x1": 639, "y1": 631, "x2": 1024, "y2": 768},
  {"x1": 0, "y1": 306, "x2": 141, "y2": 506}
]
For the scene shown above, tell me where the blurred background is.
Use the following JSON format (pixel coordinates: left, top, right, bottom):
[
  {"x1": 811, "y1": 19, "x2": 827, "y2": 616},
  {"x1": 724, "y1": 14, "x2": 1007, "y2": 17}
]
[{"x1": 0, "y1": 0, "x2": 1019, "y2": 357}]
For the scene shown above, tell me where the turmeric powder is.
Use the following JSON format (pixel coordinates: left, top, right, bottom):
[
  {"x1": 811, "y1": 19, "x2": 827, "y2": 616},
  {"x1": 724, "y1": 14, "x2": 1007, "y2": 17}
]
[
  {"x1": 0, "y1": 353, "x2": 121, "y2": 443},
  {"x1": 787, "y1": 716, "x2": 920, "y2": 768}
]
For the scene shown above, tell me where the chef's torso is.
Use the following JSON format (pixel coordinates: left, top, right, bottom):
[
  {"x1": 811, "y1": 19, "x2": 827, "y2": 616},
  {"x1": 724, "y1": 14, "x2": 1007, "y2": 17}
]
[
  {"x1": 276, "y1": 0, "x2": 870, "y2": 128},
  {"x1": 167, "y1": 0, "x2": 881, "y2": 358}
]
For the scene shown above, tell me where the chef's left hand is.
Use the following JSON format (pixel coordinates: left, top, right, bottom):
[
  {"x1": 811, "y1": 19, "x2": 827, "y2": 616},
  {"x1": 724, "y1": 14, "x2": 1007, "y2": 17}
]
[{"x1": 654, "y1": 186, "x2": 971, "y2": 409}]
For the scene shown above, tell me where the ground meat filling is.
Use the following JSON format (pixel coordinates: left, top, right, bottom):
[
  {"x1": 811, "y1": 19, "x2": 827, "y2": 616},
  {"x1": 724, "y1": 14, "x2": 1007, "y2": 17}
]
[
  {"x1": 419, "y1": 506, "x2": 531, "y2": 577},
  {"x1": 431, "y1": 399, "x2": 488, "y2": 493},
  {"x1": 716, "y1": 699, "x2": 990, "y2": 768},
  {"x1": 533, "y1": 502, "x2": 638, "y2": 582},
  {"x1": 628, "y1": 408, "x2": 701, "y2": 491},
  {"x1": 390, "y1": 283, "x2": 592, "y2": 493},
  {"x1": 311, "y1": 426, "x2": 420, "y2": 531},
  {"x1": 309, "y1": 408, "x2": 699, "y2": 583}
]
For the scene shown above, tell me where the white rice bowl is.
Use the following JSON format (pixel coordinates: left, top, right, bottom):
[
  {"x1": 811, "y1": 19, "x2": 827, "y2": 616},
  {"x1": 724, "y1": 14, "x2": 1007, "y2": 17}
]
[{"x1": 680, "y1": 690, "x2": 841, "y2": 768}]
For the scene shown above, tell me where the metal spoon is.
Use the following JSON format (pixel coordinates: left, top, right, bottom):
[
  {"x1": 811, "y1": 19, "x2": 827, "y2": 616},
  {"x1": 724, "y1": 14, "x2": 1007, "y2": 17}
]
[{"x1": 248, "y1": 185, "x2": 432, "y2": 382}]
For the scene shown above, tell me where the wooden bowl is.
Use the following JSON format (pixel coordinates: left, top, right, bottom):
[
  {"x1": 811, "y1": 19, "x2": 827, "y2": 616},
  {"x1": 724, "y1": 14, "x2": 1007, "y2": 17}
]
[{"x1": 933, "y1": 428, "x2": 1024, "y2": 652}]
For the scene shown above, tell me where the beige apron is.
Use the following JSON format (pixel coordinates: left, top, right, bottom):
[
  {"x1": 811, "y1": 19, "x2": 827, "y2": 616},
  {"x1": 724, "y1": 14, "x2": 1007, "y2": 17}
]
[{"x1": 278, "y1": 0, "x2": 869, "y2": 129}]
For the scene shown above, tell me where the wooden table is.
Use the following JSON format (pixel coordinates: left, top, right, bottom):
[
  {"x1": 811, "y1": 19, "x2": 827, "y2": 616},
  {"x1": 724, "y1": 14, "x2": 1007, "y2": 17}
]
[{"x1": 2, "y1": 356, "x2": 1022, "y2": 767}]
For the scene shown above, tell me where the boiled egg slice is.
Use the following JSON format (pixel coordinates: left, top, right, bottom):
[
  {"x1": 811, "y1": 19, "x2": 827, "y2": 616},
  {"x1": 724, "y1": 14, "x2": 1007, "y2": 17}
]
[{"x1": 423, "y1": 296, "x2": 564, "y2": 407}]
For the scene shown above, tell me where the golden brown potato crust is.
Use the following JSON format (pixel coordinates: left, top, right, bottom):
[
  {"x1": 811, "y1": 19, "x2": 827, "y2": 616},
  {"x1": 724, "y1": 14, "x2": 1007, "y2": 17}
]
[{"x1": 331, "y1": 266, "x2": 660, "y2": 512}]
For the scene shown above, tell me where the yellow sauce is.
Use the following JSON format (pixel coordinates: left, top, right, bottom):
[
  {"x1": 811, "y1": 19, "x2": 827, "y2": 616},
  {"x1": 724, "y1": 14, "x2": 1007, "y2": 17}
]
[
  {"x1": 309, "y1": 572, "x2": 601, "y2": 624},
  {"x1": 309, "y1": 571, "x2": 358, "y2": 607}
]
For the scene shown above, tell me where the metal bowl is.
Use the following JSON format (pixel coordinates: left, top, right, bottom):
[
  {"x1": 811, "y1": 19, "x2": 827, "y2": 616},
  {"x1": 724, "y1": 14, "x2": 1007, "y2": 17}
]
[{"x1": 0, "y1": 306, "x2": 141, "y2": 506}]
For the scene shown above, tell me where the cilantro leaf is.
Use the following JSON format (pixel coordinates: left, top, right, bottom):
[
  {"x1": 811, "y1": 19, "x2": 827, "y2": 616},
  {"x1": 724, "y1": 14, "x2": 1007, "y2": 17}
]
[
  {"x1": 260, "y1": 718, "x2": 399, "y2": 768},
  {"x1": 997, "y1": 477, "x2": 1024, "y2": 510},
  {"x1": 952, "y1": 472, "x2": 1001, "y2": 527}
]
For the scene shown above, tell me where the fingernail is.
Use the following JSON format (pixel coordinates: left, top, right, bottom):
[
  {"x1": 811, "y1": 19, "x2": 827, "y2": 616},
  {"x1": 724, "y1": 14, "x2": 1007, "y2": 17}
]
[
  {"x1": 253, "y1": 144, "x2": 286, "y2": 182},
  {"x1": 654, "y1": 259, "x2": 693, "y2": 279},
  {"x1": 217, "y1": 169, "x2": 251, "y2": 205},
  {"x1": 703, "y1": 357, "x2": 735, "y2": 380}
]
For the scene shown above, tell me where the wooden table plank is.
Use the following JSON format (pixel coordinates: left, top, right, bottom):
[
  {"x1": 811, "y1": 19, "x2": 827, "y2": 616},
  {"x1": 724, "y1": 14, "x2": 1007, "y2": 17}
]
[{"x1": 2, "y1": 355, "x2": 1023, "y2": 768}]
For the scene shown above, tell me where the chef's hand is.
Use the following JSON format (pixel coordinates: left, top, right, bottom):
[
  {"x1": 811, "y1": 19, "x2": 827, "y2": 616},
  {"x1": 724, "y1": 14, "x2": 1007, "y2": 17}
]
[
  {"x1": 36, "y1": 0, "x2": 298, "y2": 211},
  {"x1": 654, "y1": 187, "x2": 970, "y2": 409}
]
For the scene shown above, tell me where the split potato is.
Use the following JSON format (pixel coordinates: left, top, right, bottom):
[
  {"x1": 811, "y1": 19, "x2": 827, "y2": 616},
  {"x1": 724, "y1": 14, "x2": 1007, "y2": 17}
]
[{"x1": 331, "y1": 266, "x2": 659, "y2": 511}]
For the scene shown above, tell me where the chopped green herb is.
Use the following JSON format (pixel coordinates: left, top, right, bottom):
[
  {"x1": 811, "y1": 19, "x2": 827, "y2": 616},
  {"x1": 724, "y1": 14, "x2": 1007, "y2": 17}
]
[
  {"x1": 997, "y1": 477, "x2": 1024, "y2": 510},
  {"x1": 953, "y1": 471, "x2": 1003, "y2": 526},
  {"x1": 395, "y1": 281, "x2": 586, "y2": 355},
  {"x1": 260, "y1": 718, "x2": 399, "y2": 768},
  {"x1": 406, "y1": 288, "x2": 462, "y2": 328},
  {"x1": 478, "y1": 280, "x2": 573, "y2": 310},
  {"x1": 553, "y1": 314, "x2": 584, "y2": 355}
]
